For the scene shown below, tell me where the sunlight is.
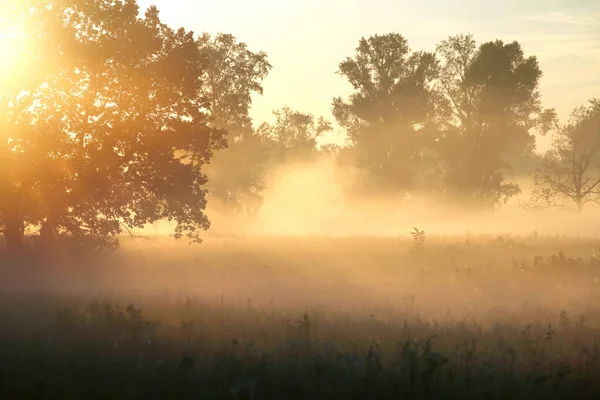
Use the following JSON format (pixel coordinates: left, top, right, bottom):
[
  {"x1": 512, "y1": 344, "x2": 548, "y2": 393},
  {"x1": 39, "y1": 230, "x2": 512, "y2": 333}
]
[
  {"x1": 0, "y1": 1, "x2": 30, "y2": 89},
  {"x1": 0, "y1": 25, "x2": 28, "y2": 84}
]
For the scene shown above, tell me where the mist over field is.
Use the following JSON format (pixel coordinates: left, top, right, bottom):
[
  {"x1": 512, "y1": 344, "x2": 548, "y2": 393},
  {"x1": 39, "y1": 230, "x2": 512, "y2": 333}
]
[
  {"x1": 1, "y1": 0, "x2": 600, "y2": 398},
  {"x1": 202, "y1": 159, "x2": 599, "y2": 238}
]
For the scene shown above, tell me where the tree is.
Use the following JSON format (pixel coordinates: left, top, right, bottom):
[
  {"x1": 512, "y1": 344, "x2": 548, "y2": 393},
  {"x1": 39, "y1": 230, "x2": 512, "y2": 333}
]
[
  {"x1": 332, "y1": 33, "x2": 439, "y2": 194},
  {"x1": 527, "y1": 100, "x2": 600, "y2": 212},
  {"x1": 197, "y1": 33, "x2": 272, "y2": 214},
  {"x1": 204, "y1": 132, "x2": 269, "y2": 215},
  {"x1": 198, "y1": 33, "x2": 271, "y2": 139},
  {"x1": 435, "y1": 34, "x2": 556, "y2": 209},
  {"x1": 257, "y1": 106, "x2": 331, "y2": 164},
  {"x1": 0, "y1": 0, "x2": 224, "y2": 256}
]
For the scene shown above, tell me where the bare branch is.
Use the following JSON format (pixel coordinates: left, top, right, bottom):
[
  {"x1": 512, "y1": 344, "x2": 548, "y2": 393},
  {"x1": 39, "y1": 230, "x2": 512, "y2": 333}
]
[
  {"x1": 582, "y1": 177, "x2": 600, "y2": 196},
  {"x1": 119, "y1": 222, "x2": 151, "y2": 242}
]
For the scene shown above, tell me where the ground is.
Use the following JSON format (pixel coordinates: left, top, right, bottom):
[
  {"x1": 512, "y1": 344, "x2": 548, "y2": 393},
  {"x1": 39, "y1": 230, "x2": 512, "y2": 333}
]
[{"x1": 0, "y1": 234, "x2": 599, "y2": 398}]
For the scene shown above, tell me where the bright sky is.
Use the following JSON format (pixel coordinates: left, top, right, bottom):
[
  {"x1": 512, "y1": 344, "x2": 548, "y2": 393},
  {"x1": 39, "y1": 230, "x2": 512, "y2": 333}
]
[{"x1": 137, "y1": 0, "x2": 600, "y2": 151}]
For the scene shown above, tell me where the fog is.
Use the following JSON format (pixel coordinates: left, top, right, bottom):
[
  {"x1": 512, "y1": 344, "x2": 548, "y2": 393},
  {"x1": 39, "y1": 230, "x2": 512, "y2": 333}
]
[
  {"x1": 204, "y1": 159, "x2": 600, "y2": 238},
  {"x1": 1, "y1": 158, "x2": 597, "y2": 334}
]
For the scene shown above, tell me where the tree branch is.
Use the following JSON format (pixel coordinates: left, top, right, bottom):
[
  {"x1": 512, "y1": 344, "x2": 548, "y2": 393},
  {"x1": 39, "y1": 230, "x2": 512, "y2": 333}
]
[
  {"x1": 541, "y1": 174, "x2": 576, "y2": 200},
  {"x1": 119, "y1": 221, "x2": 151, "y2": 241},
  {"x1": 582, "y1": 177, "x2": 600, "y2": 197}
]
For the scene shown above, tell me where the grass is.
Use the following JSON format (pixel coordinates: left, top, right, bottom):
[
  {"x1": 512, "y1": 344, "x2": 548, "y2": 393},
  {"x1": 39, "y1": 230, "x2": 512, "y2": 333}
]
[{"x1": 1, "y1": 233, "x2": 600, "y2": 398}]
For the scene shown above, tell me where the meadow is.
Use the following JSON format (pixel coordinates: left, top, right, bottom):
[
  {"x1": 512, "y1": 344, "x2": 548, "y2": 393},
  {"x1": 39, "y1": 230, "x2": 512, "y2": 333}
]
[{"x1": 1, "y1": 233, "x2": 600, "y2": 399}]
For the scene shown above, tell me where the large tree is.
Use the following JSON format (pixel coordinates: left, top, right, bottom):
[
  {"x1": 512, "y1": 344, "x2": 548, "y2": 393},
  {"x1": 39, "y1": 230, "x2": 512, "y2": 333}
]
[
  {"x1": 435, "y1": 34, "x2": 556, "y2": 209},
  {"x1": 527, "y1": 99, "x2": 600, "y2": 212},
  {"x1": 0, "y1": 0, "x2": 224, "y2": 255},
  {"x1": 197, "y1": 33, "x2": 272, "y2": 214},
  {"x1": 332, "y1": 33, "x2": 439, "y2": 194}
]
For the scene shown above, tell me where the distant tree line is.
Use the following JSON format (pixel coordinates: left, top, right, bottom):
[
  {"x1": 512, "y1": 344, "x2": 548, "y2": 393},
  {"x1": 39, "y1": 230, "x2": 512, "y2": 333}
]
[{"x1": 0, "y1": 0, "x2": 598, "y2": 256}]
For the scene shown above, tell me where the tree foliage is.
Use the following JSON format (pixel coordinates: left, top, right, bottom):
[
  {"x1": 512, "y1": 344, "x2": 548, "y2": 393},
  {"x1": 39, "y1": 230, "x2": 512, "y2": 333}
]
[
  {"x1": 332, "y1": 33, "x2": 440, "y2": 194},
  {"x1": 198, "y1": 33, "x2": 272, "y2": 215},
  {"x1": 435, "y1": 34, "x2": 556, "y2": 209},
  {"x1": 204, "y1": 131, "x2": 269, "y2": 215},
  {"x1": 258, "y1": 106, "x2": 331, "y2": 164},
  {"x1": 198, "y1": 32, "x2": 271, "y2": 139},
  {"x1": 0, "y1": 1, "x2": 588, "y2": 257},
  {"x1": 0, "y1": 0, "x2": 223, "y2": 255},
  {"x1": 527, "y1": 100, "x2": 600, "y2": 211}
]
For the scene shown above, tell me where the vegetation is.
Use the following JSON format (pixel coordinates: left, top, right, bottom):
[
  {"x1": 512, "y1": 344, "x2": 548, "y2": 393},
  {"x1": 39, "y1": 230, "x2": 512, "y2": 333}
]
[
  {"x1": 1, "y1": 1, "x2": 598, "y2": 253},
  {"x1": 0, "y1": 1, "x2": 599, "y2": 398},
  {"x1": 0, "y1": 1, "x2": 224, "y2": 256},
  {"x1": 257, "y1": 107, "x2": 332, "y2": 165},
  {"x1": 528, "y1": 100, "x2": 600, "y2": 212},
  {"x1": 198, "y1": 32, "x2": 272, "y2": 215},
  {"x1": 1, "y1": 234, "x2": 600, "y2": 398},
  {"x1": 332, "y1": 33, "x2": 439, "y2": 195},
  {"x1": 435, "y1": 34, "x2": 556, "y2": 209}
]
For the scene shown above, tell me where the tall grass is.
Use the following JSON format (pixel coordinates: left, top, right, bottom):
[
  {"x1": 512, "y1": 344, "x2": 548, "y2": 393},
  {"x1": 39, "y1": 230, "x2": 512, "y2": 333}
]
[{"x1": 0, "y1": 234, "x2": 600, "y2": 398}]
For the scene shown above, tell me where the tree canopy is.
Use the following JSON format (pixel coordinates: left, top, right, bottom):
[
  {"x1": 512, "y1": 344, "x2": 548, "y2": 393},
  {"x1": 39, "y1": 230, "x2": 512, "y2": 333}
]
[
  {"x1": 435, "y1": 34, "x2": 556, "y2": 208},
  {"x1": 0, "y1": 0, "x2": 223, "y2": 255},
  {"x1": 331, "y1": 33, "x2": 557, "y2": 207},
  {"x1": 198, "y1": 32, "x2": 271, "y2": 139},
  {"x1": 258, "y1": 106, "x2": 331, "y2": 164},
  {"x1": 332, "y1": 33, "x2": 440, "y2": 194},
  {"x1": 198, "y1": 33, "x2": 272, "y2": 215},
  {"x1": 527, "y1": 100, "x2": 600, "y2": 212}
]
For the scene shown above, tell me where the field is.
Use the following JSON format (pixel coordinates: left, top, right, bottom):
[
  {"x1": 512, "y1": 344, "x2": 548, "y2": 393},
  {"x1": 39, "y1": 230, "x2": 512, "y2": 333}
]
[{"x1": 1, "y1": 233, "x2": 600, "y2": 399}]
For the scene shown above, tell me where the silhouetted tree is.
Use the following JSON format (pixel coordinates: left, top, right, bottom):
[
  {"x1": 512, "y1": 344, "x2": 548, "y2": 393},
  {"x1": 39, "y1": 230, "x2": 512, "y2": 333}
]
[
  {"x1": 332, "y1": 33, "x2": 439, "y2": 194},
  {"x1": 319, "y1": 143, "x2": 343, "y2": 157},
  {"x1": 197, "y1": 33, "x2": 272, "y2": 214},
  {"x1": 527, "y1": 99, "x2": 600, "y2": 212},
  {"x1": 204, "y1": 131, "x2": 269, "y2": 215},
  {"x1": 198, "y1": 33, "x2": 271, "y2": 139},
  {"x1": 435, "y1": 34, "x2": 556, "y2": 209},
  {"x1": 0, "y1": 0, "x2": 224, "y2": 256},
  {"x1": 257, "y1": 106, "x2": 331, "y2": 164}
]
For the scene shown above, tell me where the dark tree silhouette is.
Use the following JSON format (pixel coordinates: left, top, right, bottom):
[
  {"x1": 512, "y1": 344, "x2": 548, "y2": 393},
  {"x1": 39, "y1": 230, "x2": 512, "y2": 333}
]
[
  {"x1": 257, "y1": 106, "x2": 331, "y2": 164},
  {"x1": 198, "y1": 33, "x2": 272, "y2": 215},
  {"x1": 435, "y1": 34, "x2": 556, "y2": 209},
  {"x1": 332, "y1": 33, "x2": 439, "y2": 194},
  {"x1": 0, "y1": 0, "x2": 224, "y2": 255},
  {"x1": 527, "y1": 99, "x2": 600, "y2": 212}
]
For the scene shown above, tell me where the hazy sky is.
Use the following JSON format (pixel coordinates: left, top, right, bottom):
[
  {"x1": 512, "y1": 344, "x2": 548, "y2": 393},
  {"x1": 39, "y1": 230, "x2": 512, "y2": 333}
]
[{"x1": 137, "y1": 0, "x2": 600, "y2": 150}]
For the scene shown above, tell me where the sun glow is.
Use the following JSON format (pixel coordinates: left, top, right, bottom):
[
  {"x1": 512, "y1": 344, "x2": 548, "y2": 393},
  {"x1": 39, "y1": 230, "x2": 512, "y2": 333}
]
[
  {"x1": 0, "y1": 24, "x2": 29, "y2": 85},
  {"x1": 0, "y1": 0, "x2": 32, "y2": 89}
]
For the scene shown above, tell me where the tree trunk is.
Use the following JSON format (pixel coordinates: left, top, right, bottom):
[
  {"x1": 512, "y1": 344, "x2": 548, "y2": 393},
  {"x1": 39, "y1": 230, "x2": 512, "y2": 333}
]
[
  {"x1": 2, "y1": 210, "x2": 23, "y2": 258},
  {"x1": 38, "y1": 214, "x2": 59, "y2": 252},
  {"x1": 576, "y1": 198, "x2": 583, "y2": 213}
]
